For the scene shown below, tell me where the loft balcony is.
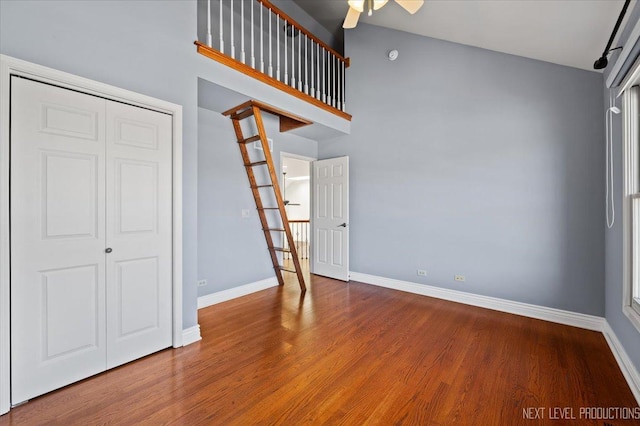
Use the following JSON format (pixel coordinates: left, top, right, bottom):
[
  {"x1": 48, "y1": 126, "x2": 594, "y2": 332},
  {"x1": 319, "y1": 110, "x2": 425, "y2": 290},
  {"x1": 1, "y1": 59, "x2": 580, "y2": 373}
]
[{"x1": 196, "y1": 0, "x2": 351, "y2": 127}]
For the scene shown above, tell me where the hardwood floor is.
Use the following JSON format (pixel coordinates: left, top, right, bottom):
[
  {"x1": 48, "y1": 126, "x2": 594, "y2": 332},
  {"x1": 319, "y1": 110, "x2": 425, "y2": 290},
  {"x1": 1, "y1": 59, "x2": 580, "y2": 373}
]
[{"x1": 1, "y1": 271, "x2": 638, "y2": 425}]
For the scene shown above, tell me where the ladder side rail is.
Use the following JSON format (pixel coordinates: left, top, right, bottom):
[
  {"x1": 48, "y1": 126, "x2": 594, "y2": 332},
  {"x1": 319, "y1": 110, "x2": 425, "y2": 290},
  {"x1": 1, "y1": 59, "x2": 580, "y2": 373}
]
[
  {"x1": 231, "y1": 118, "x2": 286, "y2": 286},
  {"x1": 251, "y1": 106, "x2": 307, "y2": 292}
]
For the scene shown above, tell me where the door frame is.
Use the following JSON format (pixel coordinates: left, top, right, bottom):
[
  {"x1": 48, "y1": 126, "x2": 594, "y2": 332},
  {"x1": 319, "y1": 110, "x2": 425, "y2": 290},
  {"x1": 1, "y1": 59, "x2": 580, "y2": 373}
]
[
  {"x1": 0, "y1": 54, "x2": 184, "y2": 414},
  {"x1": 279, "y1": 152, "x2": 315, "y2": 272}
]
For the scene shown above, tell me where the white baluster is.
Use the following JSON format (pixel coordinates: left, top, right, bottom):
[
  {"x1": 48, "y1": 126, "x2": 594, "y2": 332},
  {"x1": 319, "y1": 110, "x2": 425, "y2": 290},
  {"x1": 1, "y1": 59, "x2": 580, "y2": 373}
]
[
  {"x1": 337, "y1": 57, "x2": 340, "y2": 109},
  {"x1": 310, "y1": 39, "x2": 314, "y2": 96},
  {"x1": 260, "y1": 4, "x2": 264, "y2": 73},
  {"x1": 335, "y1": 56, "x2": 342, "y2": 109},
  {"x1": 304, "y1": 34, "x2": 308, "y2": 95},
  {"x1": 330, "y1": 51, "x2": 334, "y2": 106},
  {"x1": 219, "y1": 0, "x2": 224, "y2": 54},
  {"x1": 328, "y1": 54, "x2": 332, "y2": 107},
  {"x1": 298, "y1": 29, "x2": 302, "y2": 91},
  {"x1": 251, "y1": 0, "x2": 255, "y2": 68},
  {"x1": 207, "y1": 0, "x2": 212, "y2": 47},
  {"x1": 322, "y1": 47, "x2": 326, "y2": 103},
  {"x1": 284, "y1": 19, "x2": 288, "y2": 84},
  {"x1": 291, "y1": 25, "x2": 296, "y2": 87},
  {"x1": 327, "y1": 50, "x2": 331, "y2": 105},
  {"x1": 331, "y1": 54, "x2": 338, "y2": 108},
  {"x1": 240, "y1": 0, "x2": 245, "y2": 63},
  {"x1": 277, "y1": 14, "x2": 280, "y2": 81},
  {"x1": 317, "y1": 44, "x2": 321, "y2": 99},
  {"x1": 342, "y1": 61, "x2": 347, "y2": 111},
  {"x1": 327, "y1": 50, "x2": 332, "y2": 105},
  {"x1": 230, "y1": 0, "x2": 235, "y2": 59},
  {"x1": 331, "y1": 51, "x2": 334, "y2": 106},
  {"x1": 268, "y1": 8, "x2": 273, "y2": 77}
]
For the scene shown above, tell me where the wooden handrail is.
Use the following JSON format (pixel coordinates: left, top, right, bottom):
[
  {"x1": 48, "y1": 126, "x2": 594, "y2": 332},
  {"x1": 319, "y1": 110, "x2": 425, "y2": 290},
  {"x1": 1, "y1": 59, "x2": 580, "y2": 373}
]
[
  {"x1": 196, "y1": 41, "x2": 352, "y2": 121},
  {"x1": 288, "y1": 219, "x2": 310, "y2": 223},
  {"x1": 256, "y1": 0, "x2": 350, "y2": 67}
]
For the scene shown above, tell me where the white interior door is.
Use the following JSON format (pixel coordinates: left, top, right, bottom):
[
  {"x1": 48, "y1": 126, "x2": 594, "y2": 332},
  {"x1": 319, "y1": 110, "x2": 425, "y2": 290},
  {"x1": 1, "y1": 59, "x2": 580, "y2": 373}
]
[
  {"x1": 312, "y1": 156, "x2": 349, "y2": 281},
  {"x1": 10, "y1": 77, "x2": 108, "y2": 403},
  {"x1": 105, "y1": 101, "x2": 172, "y2": 369},
  {"x1": 10, "y1": 77, "x2": 173, "y2": 403}
]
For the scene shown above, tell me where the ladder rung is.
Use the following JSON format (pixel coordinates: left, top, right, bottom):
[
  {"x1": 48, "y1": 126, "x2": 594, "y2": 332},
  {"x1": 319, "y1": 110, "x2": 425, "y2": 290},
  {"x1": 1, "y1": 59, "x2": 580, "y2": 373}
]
[
  {"x1": 278, "y1": 266, "x2": 297, "y2": 273},
  {"x1": 269, "y1": 246, "x2": 291, "y2": 253},
  {"x1": 239, "y1": 135, "x2": 261, "y2": 144},
  {"x1": 245, "y1": 161, "x2": 268, "y2": 167},
  {"x1": 251, "y1": 184, "x2": 273, "y2": 189},
  {"x1": 231, "y1": 109, "x2": 254, "y2": 120},
  {"x1": 257, "y1": 207, "x2": 279, "y2": 210},
  {"x1": 264, "y1": 228, "x2": 285, "y2": 232}
]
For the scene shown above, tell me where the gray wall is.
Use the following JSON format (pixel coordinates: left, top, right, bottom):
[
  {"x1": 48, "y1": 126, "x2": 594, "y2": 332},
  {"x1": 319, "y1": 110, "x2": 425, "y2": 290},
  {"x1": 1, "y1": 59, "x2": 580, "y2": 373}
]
[
  {"x1": 197, "y1": 107, "x2": 316, "y2": 296},
  {"x1": 320, "y1": 24, "x2": 606, "y2": 315},
  {"x1": 269, "y1": 0, "x2": 338, "y2": 51},
  {"x1": 604, "y1": 2, "x2": 640, "y2": 379},
  {"x1": 0, "y1": 0, "x2": 202, "y2": 329},
  {"x1": 0, "y1": 0, "x2": 331, "y2": 330}
]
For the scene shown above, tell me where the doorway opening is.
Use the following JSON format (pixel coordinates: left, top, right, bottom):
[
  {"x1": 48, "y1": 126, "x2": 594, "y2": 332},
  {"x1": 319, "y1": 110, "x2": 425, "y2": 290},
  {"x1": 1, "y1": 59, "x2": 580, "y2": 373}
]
[{"x1": 280, "y1": 153, "x2": 314, "y2": 277}]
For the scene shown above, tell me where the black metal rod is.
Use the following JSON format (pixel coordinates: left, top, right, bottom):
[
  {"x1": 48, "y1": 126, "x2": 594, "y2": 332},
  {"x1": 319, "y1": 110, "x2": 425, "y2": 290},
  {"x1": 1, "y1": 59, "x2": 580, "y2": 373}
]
[{"x1": 601, "y1": 0, "x2": 631, "y2": 57}]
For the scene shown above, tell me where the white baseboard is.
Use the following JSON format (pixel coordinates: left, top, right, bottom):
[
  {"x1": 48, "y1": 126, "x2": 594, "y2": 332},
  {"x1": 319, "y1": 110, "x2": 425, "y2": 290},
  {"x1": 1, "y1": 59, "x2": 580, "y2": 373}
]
[
  {"x1": 350, "y1": 271, "x2": 640, "y2": 404},
  {"x1": 181, "y1": 324, "x2": 202, "y2": 346},
  {"x1": 349, "y1": 272, "x2": 606, "y2": 331},
  {"x1": 197, "y1": 277, "x2": 279, "y2": 309},
  {"x1": 603, "y1": 322, "x2": 640, "y2": 405}
]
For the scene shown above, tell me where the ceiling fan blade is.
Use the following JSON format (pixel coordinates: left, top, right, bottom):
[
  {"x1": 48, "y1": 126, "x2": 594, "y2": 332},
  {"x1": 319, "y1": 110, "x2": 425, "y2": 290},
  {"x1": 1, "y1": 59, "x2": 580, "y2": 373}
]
[
  {"x1": 343, "y1": 7, "x2": 361, "y2": 29},
  {"x1": 373, "y1": 0, "x2": 389, "y2": 10},
  {"x1": 348, "y1": 0, "x2": 365, "y2": 12},
  {"x1": 394, "y1": 0, "x2": 424, "y2": 14}
]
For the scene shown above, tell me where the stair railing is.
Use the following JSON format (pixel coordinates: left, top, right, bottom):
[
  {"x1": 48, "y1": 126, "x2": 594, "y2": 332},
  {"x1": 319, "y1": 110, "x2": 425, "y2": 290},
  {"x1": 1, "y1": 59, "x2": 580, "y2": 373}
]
[{"x1": 283, "y1": 219, "x2": 309, "y2": 260}]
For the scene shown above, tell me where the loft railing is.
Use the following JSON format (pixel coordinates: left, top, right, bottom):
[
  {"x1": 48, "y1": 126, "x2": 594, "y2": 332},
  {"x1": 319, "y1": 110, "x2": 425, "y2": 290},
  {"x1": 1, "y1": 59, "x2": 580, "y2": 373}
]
[{"x1": 196, "y1": 0, "x2": 350, "y2": 119}]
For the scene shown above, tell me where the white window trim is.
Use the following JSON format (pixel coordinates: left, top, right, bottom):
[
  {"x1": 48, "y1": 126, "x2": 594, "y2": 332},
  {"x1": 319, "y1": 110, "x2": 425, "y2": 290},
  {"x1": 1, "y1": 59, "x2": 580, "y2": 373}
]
[
  {"x1": 0, "y1": 54, "x2": 184, "y2": 415},
  {"x1": 621, "y1": 67, "x2": 640, "y2": 332}
]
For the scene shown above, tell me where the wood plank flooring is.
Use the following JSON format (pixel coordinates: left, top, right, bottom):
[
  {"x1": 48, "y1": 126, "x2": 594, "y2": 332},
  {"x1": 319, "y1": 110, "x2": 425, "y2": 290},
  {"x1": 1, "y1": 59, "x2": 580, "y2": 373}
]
[{"x1": 1, "y1": 271, "x2": 638, "y2": 425}]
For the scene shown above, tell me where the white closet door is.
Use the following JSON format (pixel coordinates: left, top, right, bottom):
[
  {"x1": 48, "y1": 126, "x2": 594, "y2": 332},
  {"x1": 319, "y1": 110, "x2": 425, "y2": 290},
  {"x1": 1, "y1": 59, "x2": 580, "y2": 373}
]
[
  {"x1": 10, "y1": 77, "x2": 107, "y2": 404},
  {"x1": 11, "y1": 77, "x2": 174, "y2": 404},
  {"x1": 105, "y1": 101, "x2": 172, "y2": 369}
]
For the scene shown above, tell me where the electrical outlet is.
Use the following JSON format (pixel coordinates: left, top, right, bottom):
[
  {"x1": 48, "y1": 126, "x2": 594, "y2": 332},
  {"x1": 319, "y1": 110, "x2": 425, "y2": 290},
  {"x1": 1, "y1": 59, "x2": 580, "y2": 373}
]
[
  {"x1": 241, "y1": 209, "x2": 250, "y2": 218},
  {"x1": 454, "y1": 275, "x2": 466, "y2": 282},
  {"x1": 198, "y1": 279, "x2": 207, "y2": 287},
  {"x1": 417, "y1": 269, "x2": 427, "y2": 276}
]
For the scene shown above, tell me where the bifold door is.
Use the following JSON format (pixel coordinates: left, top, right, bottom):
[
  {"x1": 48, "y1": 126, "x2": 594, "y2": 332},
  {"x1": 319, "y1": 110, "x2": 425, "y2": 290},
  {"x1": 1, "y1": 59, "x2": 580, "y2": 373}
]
[{"x1": 10, "y1": 77, "x2": 173, "y2": 403}]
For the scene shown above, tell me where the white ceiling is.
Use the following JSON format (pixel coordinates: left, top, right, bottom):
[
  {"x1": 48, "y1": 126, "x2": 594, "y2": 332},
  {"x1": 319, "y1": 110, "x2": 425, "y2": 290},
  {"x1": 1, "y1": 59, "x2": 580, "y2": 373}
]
[{"x1": 291, "y1": 0, "x2": 635, "y2": 71}]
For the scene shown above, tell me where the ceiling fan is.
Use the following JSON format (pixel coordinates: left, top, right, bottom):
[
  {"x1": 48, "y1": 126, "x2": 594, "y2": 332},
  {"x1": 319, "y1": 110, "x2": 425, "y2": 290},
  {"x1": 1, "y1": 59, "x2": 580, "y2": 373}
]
[{"x1": 343, "y1": 0, "x2": 425, "y2": 29}]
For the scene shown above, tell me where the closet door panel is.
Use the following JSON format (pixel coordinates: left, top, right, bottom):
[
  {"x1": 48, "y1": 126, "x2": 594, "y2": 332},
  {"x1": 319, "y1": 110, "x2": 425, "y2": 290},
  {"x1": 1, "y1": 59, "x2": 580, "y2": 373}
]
[
  {"x1": 10, "y1": 77, "x2": 107, "y2": 404},
  {"x1": 105, "y1": 101, "x2": 172, "y2": 369}
]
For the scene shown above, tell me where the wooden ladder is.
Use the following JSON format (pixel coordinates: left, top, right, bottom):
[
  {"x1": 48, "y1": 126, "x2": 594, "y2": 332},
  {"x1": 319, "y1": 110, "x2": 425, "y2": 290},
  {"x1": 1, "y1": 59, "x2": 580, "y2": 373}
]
[{"x1": 222, "y1": 100, "x2": 312, "y2": 292}]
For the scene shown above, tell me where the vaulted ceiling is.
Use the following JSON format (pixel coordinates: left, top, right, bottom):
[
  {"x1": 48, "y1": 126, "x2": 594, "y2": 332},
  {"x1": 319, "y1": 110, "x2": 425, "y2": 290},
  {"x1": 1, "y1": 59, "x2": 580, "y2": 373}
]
[{"x1": 291, "y1": 0, "x2": 635, "y2": 71}]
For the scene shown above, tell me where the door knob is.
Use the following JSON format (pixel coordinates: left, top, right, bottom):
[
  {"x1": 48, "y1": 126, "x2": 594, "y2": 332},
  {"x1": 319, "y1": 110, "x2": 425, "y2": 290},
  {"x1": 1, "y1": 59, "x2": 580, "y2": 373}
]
[
  {"x1": 105, "y1": 248, "x2": 113, "y2": 253},
  {"x1": 338, "y1": 223, "x2": 348, "y2": 228}
]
